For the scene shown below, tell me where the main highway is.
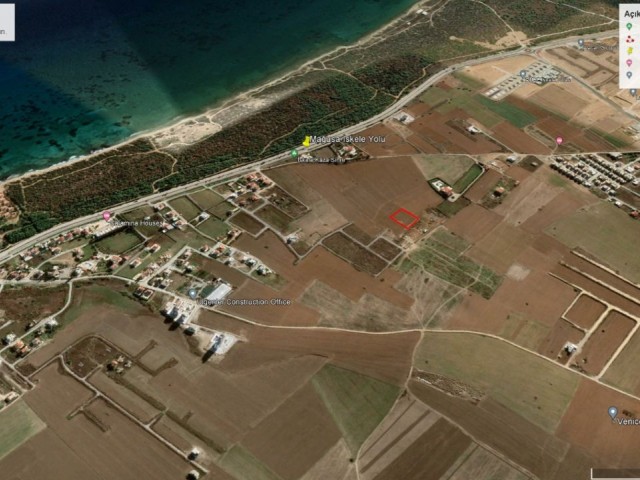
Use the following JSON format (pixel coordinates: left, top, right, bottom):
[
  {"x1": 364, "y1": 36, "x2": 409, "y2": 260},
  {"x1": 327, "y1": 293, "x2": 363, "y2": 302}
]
[{"x1": 0, "y1": 29, "x2": 617, "y2": 264}]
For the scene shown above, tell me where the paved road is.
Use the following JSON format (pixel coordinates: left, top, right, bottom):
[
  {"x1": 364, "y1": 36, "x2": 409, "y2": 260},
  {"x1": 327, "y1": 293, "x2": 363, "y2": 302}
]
[{"x1": 0, "y1": 30, "x2": 617, "y2": 264}]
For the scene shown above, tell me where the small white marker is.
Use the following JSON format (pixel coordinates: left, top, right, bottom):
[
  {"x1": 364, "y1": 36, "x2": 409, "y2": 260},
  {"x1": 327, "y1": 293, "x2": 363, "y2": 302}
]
[
  {"x1": 188, "y1": 288, "x2": 197, "y2": 299},
  {"x1": 631, "y1": 88, "x2": 638, "y2": 97},
  {"x1": 519, "y1": 70, "x2": 527, "y2": 78},
  {"x1": 608, "y1": 406, "x2": 618, "y2": 420},
  {"x1": 578, "y1": 39, "x2": 584, "y2": 48}
]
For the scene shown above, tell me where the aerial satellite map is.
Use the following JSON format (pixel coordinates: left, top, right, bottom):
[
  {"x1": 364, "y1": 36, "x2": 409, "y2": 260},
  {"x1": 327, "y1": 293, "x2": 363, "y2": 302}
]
[{"x1": 1, "y1": 0, "x2": 640, "y2": 479}]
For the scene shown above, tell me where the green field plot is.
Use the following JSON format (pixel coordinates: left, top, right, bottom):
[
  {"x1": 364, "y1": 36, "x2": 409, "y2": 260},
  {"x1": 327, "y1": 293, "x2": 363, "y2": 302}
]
[
  {"x1": 189, "y1": 189, "x2": 226, "y2": 211},
  {"x1": 196, "y1": 217, "x2": 230, "y2": 239},
  {"x1": 94, "y1": 230, "x2": 143, "y2": 254},
  {"x1": 0, "y1": 400, "x2": 46, "y2": 461},
  {"x1": 474, "y1": 96, "x2": 537, "y2": 128},
  {"x1": 546, "y1": 202, "x2": 640, "y2": 284},
  {"x1": 312, "y1": 364, "x2": 399, "y2": 454},
  {"x1": 414, "y1": 332, "x2": 580, "y2": 433},
  {"x1": 413, "y1": 154, "x2": 475, "y2": 186},
  {"x1": 453, "y1": 164, "x2": 483, "y2": 193},
  {"x1": 401, "y1": 229, "x2": 502, "y2": 299},
  {"x1": 420, "y1": 86, "x2": 451, "y2": 107},
  {"x1": 169, "y1": 196, "x2": 201, "y2": 221},
  {"x1": 432, "y1": 88, "x2": 505, "y2": 129},
  {"x1": 219, "y1": 445, "x2": 282, "y2": 480}
]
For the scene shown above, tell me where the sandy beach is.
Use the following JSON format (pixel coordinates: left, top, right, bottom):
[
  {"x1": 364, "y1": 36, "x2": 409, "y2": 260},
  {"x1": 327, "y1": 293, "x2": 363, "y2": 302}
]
[{"x1": 3, "y1": 2, "x2": 421, "y2": 187}]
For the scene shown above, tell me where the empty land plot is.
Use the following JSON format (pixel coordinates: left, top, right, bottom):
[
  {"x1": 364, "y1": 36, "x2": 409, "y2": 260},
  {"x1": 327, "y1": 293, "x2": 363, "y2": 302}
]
[
  {"x1": 262, "y1": 186, "x2": 308, "y2": 218},
  {"x1": 556, "y1": 379, "x2": 640, "y2": 469},
  {"x1": 412, "y1": 154, "x2": 475, "y2": 185},
  {"x1": 189, "y1": 188, "x2": 225, "y2": 210},
  {"x1": 401, "y1": 229, "x2": 502, "y2": 299},
  {"x1": 300, "y1": 281, "x2": 415, "y2": 332},
  {"x1": 414, "y1": 332, "x2": 580, "y2": 432},
  {"x1": 229, "y1": 211, "x2": 265, "y2": 235},
  {"x1": 343, "y1": 224, "x2": 375, "y2": 245},
  {"x1": 547, "y1": 202, "x2": 640, "y2": 283},
  {"x1": 602, "y1": 328, "x2": 640, "y2": 396},
  {"x1": 564, "y1": 253, "x2": 640, "y2": 302},
  {"x1": 444, "y1": 204, "x2": 502, "y2": 244},
  {"x1": 169, "y1": 195, "x2": 201, "y2": 220},
  {"x1": 323, "y1": 232, "x2": 388, "y2": 276},
  {"x1": 373, "y1": 417, "x2": 472, "y2": 480},
  {"x1": 564, "y1": 295, "x2": 606, "y2": 329},
  {"x1": 572, "y1": 311, "x2": 636, "y2": 376},
  {"x1": 0, "y1": 284, "x2": 68, "y2": 325},
  {"x1": 446, "y1": 446, "x2": 529, "y2": 480},
  {"x1": 551, "y1": 264, "x2": 640, "y2": 318},
  {"x1": 197, "y1": 216, "x2": 230, "y2": 239},
  {"x1": 311, "y1": 364, "x2": 400, "y2": 454},
  {"x1": 89, "y1": 369, "x2": 162, "y2": 423},
  {"x1": 242, "y1": 383, "x2": 341, "y2": 480},
  {"x1": 94, "y1": 229, "x2": 143, "y2": 254},
  {"x1": 474, "y1": 96, "x2": 537, "y2": 128},
  {"x1": 537, "y1": 318, "x2": 585, "y2": 362},
  {"x1": 369, "y1": 238, "x2": 401, "y2": 261},
  {"x1": 255, "y1": 204, "x2": 294, "y2": 234},
  {"x1": 0, "y1": 400, "x2": 46, "y2": 461}
]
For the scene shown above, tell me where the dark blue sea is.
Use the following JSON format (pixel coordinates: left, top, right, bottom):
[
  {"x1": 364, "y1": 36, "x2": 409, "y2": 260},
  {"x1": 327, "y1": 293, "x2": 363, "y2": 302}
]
[{"x1": 0, "y1": 0, "x2": 416, "y2": 180}]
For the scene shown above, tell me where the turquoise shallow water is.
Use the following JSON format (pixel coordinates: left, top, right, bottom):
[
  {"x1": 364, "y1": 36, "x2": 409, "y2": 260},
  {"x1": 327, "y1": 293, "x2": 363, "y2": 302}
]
[{"x1": 0, "y1": 0, "x2": 416, "y2": 180}]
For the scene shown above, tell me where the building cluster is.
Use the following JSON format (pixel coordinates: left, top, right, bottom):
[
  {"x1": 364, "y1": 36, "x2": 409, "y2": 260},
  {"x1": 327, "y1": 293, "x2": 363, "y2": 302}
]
[
  {"x1": 2, "y1": 319, "x2": 58, "y2": 358},
  {"x1": 133, "y1": 286, "x2": 154, "y2": 301},
  {"x1": 152, "y1": 203, "x2": 187, "y2": 232},
  {"x1": 551, "y1": 154, "x2": 640, "y2": 213},
  {"x1": 208, "y1": 242, "x2": 273, "y2": 276},
  {"x1": 106, "y1": 354, "x2": 133, "y2": 375}
]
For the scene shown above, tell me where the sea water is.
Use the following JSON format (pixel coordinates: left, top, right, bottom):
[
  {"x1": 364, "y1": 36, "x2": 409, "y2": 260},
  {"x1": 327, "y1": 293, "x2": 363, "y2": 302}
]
[{"x1": 0, "y1": 0, "x2": 416, "y2": 180}]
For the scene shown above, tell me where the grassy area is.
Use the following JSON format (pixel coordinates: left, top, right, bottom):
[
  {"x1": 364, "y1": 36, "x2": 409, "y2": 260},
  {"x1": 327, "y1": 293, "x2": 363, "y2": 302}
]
[
  {"x1": 474, "y1": 96, "x2": 537, "y2": 128},
  {"x1": 414, "y1": 332, "x2": 580, "y2": 433},
  {"x1": 413, "y1": 154, "x2": 475, "y2": 186},
  {"x1": 312, "y1": 364, "x2": 400, "y2": 454},
  {"x1": 452, "y1": 164, "x2": 483, "y2": 193},
  {"x1": 219, "y1": 445, "x2": 282, "y2": 480},
  {"x1": 402, "y1": 229, "x2": 502, "y2": 299},
  {"x1": 94, "y1": 230, "x2": 143, "y2": 254},
  {"x1": 169, "y1": 196, "x2": 201, "y2": 221},
  {"x1": 196, "y1": 217, "x2": 230, "y2": 239},
  {"x1": 0, "y1": 400, "x2": 46, "y2": 460},
  {"x1": 189, "y1": 189, "x2": 226, "y2": 210},
  {"x1": 420, "y1": 86, "x2": 451, "y2": 106},
  {"x1": 546, "y1": 202, "x2": 640, "y2": 284}
]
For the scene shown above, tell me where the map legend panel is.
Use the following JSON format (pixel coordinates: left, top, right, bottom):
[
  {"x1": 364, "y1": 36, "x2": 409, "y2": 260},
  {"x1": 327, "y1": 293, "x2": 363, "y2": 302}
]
[
  {"x1": 0, "y1": 4, "x2": 14, "y2": 42},
  {"x1": 620, "y1": 4, "x2": 640, "y2": 88}
]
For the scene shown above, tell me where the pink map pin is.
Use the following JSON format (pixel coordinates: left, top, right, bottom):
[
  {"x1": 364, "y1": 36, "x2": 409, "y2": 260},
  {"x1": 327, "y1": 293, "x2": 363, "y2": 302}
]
[
  {"x1": 627, "y1": 59, "x2": 633, "y2": 67},
  {"x1": 102, "y1": 211, "x2": 112, "y2": 221},
  {"x1": 555, "y1": 136, "x2": 564, "y2": 145}
]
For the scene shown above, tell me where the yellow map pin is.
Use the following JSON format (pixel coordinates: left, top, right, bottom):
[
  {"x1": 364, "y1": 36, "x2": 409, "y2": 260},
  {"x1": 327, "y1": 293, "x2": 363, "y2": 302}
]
[
  {"x1": 302, "y1": 136, "x2": 311, "y2": 148},
  {"x1": 629, "y1": 47, "x2": 634, "y2": 55}
]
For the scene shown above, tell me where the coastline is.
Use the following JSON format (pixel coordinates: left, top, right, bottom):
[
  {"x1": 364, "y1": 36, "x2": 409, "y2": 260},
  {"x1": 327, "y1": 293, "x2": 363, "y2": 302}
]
[{"x1": 2, "y1": 1, "x2": 421, "y2": 188}]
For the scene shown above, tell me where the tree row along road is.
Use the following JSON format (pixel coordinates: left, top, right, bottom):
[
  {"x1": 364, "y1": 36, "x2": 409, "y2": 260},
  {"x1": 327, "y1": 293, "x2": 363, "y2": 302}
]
[{"x1": 0, "y1": 29, "x2": 617, "y2": 264}]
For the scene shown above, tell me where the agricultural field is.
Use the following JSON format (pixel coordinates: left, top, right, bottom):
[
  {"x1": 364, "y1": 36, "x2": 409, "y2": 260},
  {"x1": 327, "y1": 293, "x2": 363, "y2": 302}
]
[
  {"x1": 0, "y1": 284, "x2": 68, "y2": 326},
  {"x1": 400, "y1": 228, "x2": 502, "y2": 299},
  {"x1": 414, "y1": 332, "x2": 580, "y2": 433},
  {"x1": 0, "y1": 400, "x2": 46, "y2": 461},
  {"x1": 94, "y1": 229, "x2": 143, "y2": 254}
]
